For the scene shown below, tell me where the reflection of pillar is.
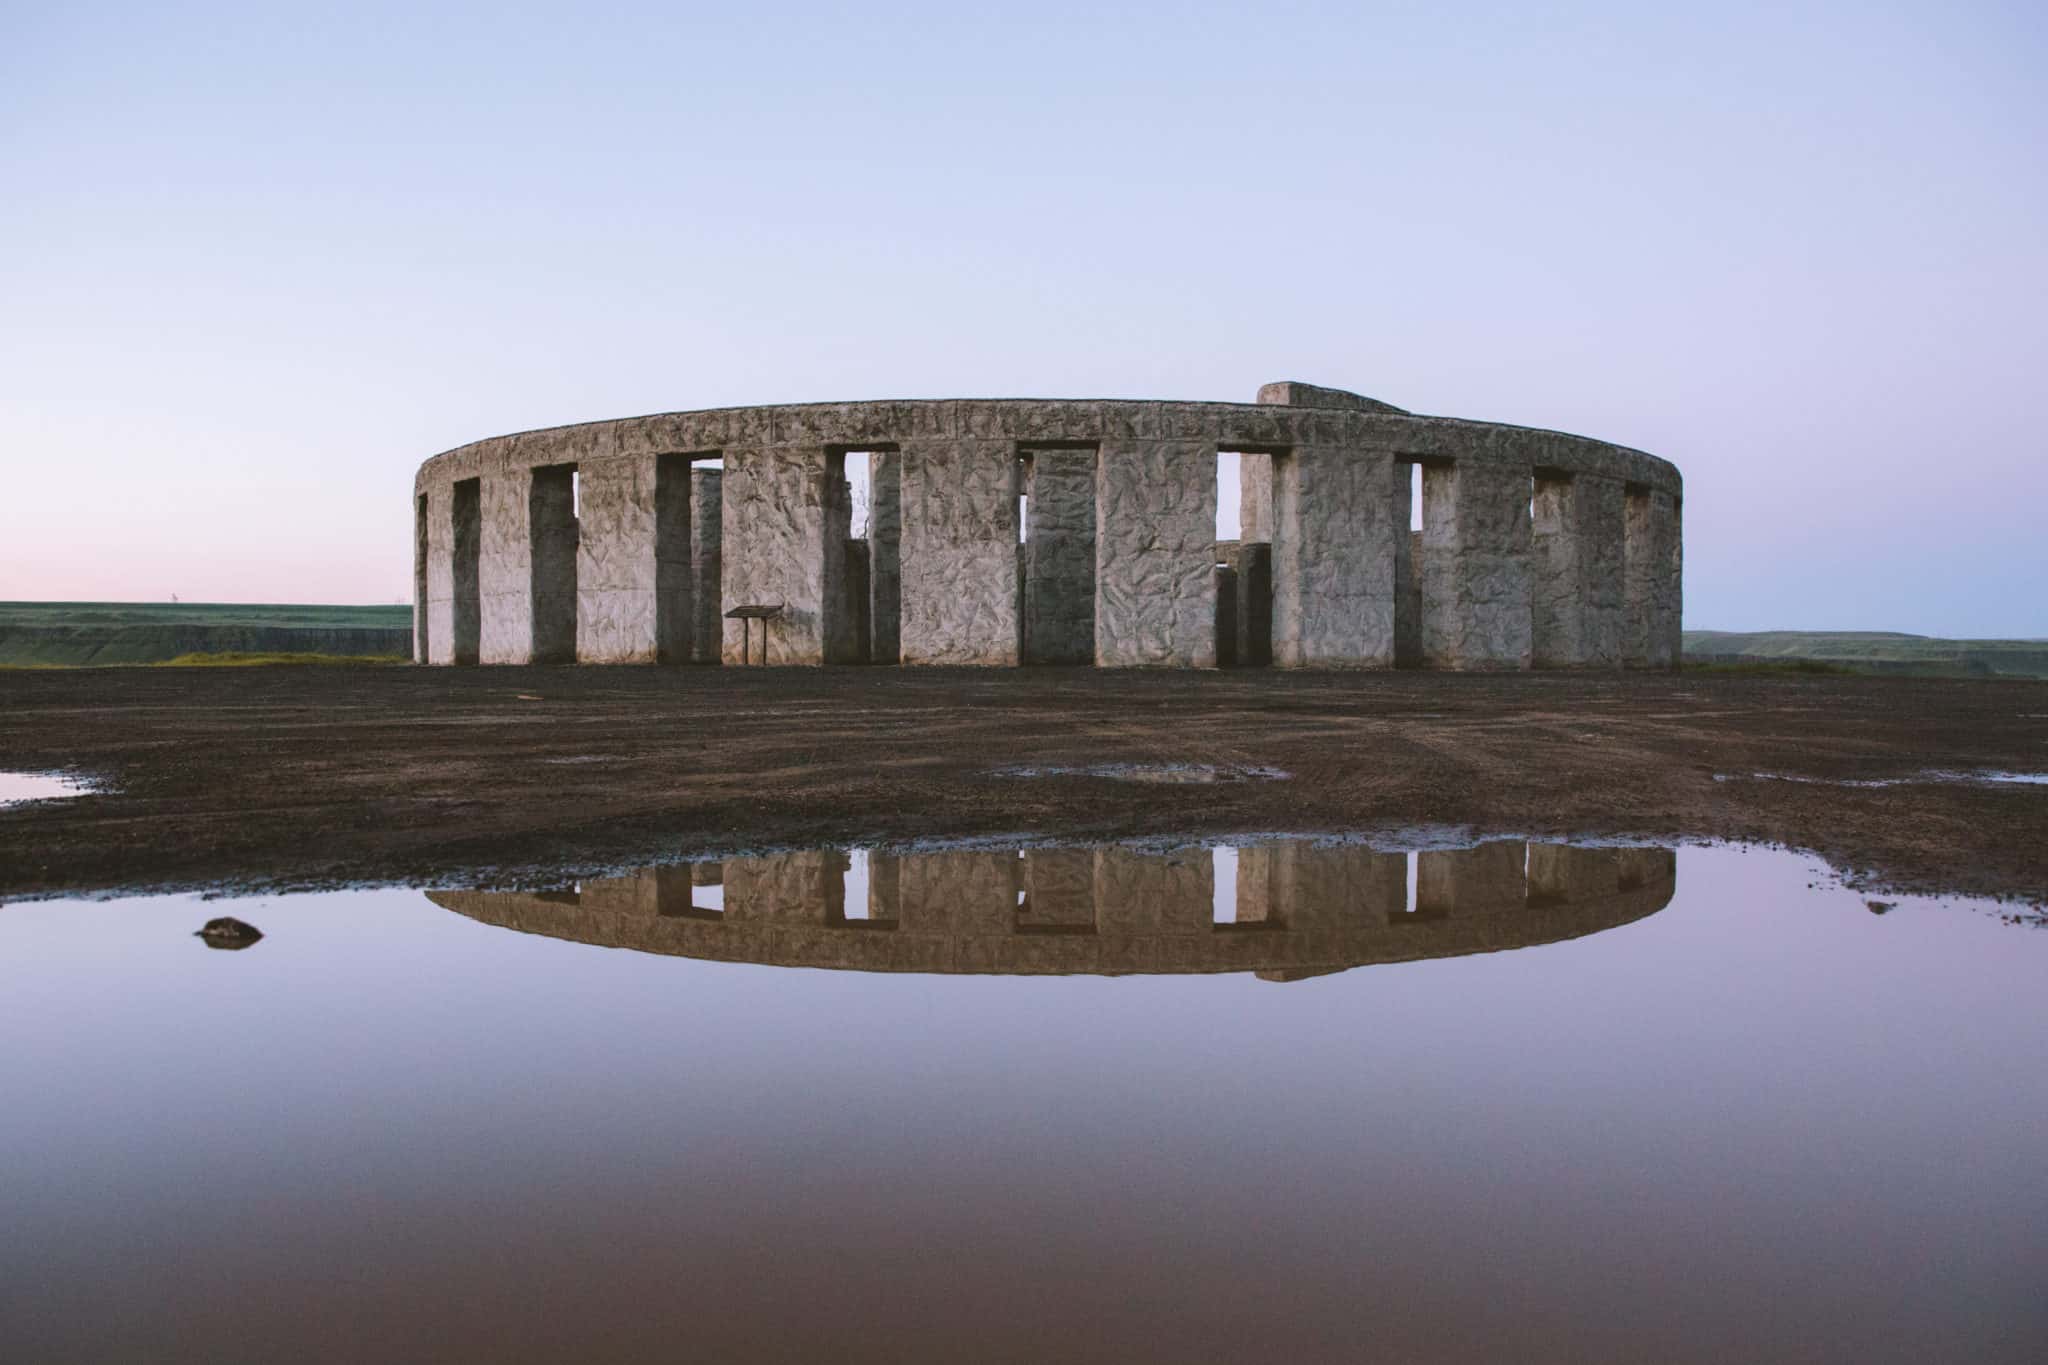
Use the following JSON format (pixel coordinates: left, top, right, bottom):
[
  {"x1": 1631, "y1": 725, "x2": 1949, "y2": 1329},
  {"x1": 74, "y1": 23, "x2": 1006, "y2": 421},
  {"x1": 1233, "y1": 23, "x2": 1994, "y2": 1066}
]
[
  {"x1": 1416, "y1": 842, "x2": 1528, "y2": 916},
  {"x1": 899, "y1": 440, "x2": 1021, "y2": 665},
  {"x1": 894, "y1": 849, "x2": 1018, "y2": 934},
  {"x1": 867, "y1": 853, "x2": 900, "y2": 921},
  {"x1": 689, "y1": 467, "x2": 722, "y2": 664},
  {"x1": 721, "y1": 447, "x2": 833, "y2": 665},
  {"x1": 1020, "y1": 850, "x2": 1096, "y2": 932},
  {"x1": 1616, "y1": 847, "x2": 1676, "y2": 891},
  {"x1": 1094, "y1": 846, "x2": 1213, "y2": 934},
  {"x1": 579, "y1": 867, "x2": 696, "y2": 917},
  {"x1": 576, "y1": 455, "x2": 660, "y2": 663},
  {"x1": 1526, "y1": 845, "x2": 1620, "y2": 905},
  {"x1": 722, "y1": 850, "x2": 848, "y2": 923},
  {"x1": 1419, "y1": 461, "x2": 1532, "y2": 670},
  {"x1": 1271, "y1": 448, "x2": 1402, "y2": 667},
  {"x1": 1095, "y1": 441, "x2": 1217, "y2": 667},
  {"x1": 1022, "y1": 449, "x2": 1097, "y2": 664},
  {"x1": 1238, "y1": 843, "x2": 1404, "y2": 929}
]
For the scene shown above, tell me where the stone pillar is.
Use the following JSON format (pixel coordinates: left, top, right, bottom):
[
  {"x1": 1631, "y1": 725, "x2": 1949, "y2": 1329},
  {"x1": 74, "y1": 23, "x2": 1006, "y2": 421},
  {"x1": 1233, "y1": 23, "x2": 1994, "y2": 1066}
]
[
  {"x1": 1213, "y1": 559, "x2": 1239, "y2": 668},
  {"x1": 720, "y1": 447, "x2": 834, "y2": 665},
  {"x1": 1095, "y1": 441, "x2": 1217, "y2": 667},
  {"x1": 1419, "y1": 460, "x2": 1533, "y2": 670},
  {"x1": 1616, "y1": 846, "x2": 1677, "y2": 892},
  {"x1": 1416, "y1": 842, "x2": 1528, "y2": 916},
  {"x1": 423, "y1": 487, "x2": 455, "y2": 665},
  {"x1": 574, "y1": 455, "x2": 659, "y2": 664},
  {"x1": 478, "y1": 469, "x2": 534, "y2": 664},
  {"x1": 1093, "y1": 846, "x2": 1213, "y2": 936},
  {"x1": 413, "y1": 493, "x2": 431, "y2": 664},
  {"x1": 1533, "y1": 472, "x2": 1627, "y2": 668},
  {"x1": 529, "y1": 465, "x2": 579, "y2": 665},
  {"x1": 1021, "y1": 849, "x2": 1098, "y2": 933},
  {"x1": 1238, "y1": 452, "x2": 1273, "y2": 542},
  {"x1": 894, "y1": 849, "x2": 1019, "y2": 936},
  {"x1": 1236, "y1": 541, "x2": 1273, "y2": 667},
  {"x1": 1394, "y1": 470, "x2": 1422, "y2": 668},
  {"x1": 689, "y1": 467, "x2": 722, "y2": 664},
  {"x1": 899, "y1": 440, "x2": 1020, "y2": 666},
  {"x1": 1624, "y1": 487, "x2": 1681, "y2": 669},
  {"x1": 1271, "y1": 447, "x2": 1402, "y2": 667},
  {"x1": 868, "y1": 453, "x2": 902, "y2": 664},
  {"x1": 843, "y1": 539, "x2": 871, "y2": 663},
  {"x1": 451, "y1": 480, "x2": 480, "y2": 665},
  {"x1": 1658, "y1": 497, "x2": 1683, "y2": 669},
  {"x1": 1022, "y1": 449, "x2": 1097, "y2": 664},
  {"x1": 653, "y1": 455, "x2": 693, "y2": 664}
]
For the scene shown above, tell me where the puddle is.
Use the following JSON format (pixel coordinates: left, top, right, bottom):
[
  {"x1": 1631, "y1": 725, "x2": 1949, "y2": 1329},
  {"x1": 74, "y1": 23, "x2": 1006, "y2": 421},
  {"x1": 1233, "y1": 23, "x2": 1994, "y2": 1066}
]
[
  {"x1": 0, "y1": 770, "x2": 96, "y2": 805},
  {"x1": 1718, "y1": 769, "x2": 2048, "y2": 789},
  {"x1": 2, "y1": 840, "x2": 2042, "y2": 1361},
  {"x1": 992, "y1": 762, "x2": 1291, "y2": 784}
]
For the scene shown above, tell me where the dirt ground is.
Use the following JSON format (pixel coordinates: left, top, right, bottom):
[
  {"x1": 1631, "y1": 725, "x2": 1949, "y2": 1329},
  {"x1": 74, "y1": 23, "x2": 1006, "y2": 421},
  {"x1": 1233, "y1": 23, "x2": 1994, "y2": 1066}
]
[{"x1": 2, "y1": 665, "x2": 2044, "y2": 903}]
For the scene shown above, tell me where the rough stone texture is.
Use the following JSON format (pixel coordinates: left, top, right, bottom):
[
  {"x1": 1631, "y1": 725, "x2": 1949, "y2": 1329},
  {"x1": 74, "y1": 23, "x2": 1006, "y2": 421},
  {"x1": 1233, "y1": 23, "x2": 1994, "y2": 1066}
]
[
  {"x1": 413, "y1": 494, "x2": 431, "y2": 664},
  {"x1": 416, "y1": 394, "x2": 1680, "y2": 670},
  {"x1": 653, "y1": 455, "x2": 692, "y2": 665},
  {"x1": 1420, "y1": 460, "x2": 1533, "y2": 670},
  {"x1": 1527, "y1": 844, "x2": 1620, "y2": 904},
  {"x1": 478, "y1": 469, "x2": 533, "y2": 665},
  {"x1": 720, "y1": 447, "x2": 830, "y2": 666},
  {"x1": 899, "y1": 440, "x2": 1019, "y2": 666},
  {"x1": 1417, "y1": 841, "x2": 1528, "y2": 916},
  {"x1": 1022, "y1": 449, "x2": 1096, "y2": 664},
  {"x1": 843, "y1": 539, "x2": 871, "y2": 664},
  {"x1": 1532, "y1": 472, "x2": 1627, "y2": 667},
  {"x1": 1237, "y1": 843, "x2": 1405, "y2": 929},
  {"x1": 1095, "y1": 440, "x2": 1216, "y2": 667},
  {"x1": 868, "y1": 454, "x2": 901, "y2": 664},
  {"x1": 574, "y1": 455, "x2": 658, "y2": 664},
  {"x1": 429, "y1": 839, "x2": 1676, "y2": 975},
  {"x1": 823, "y1": 471, "x2": 858, "y2": 665},
  {"x1": 529, "y1": 465, "x2": 579, "y2": 665},
  {"x1": 1272, "y1": 447, "x2": 1401, "y2": 667},
  {"x1": 689, "y1": 467, "x2": 722, "y2": 664},
  {"x1": 1624, "y1": 488, "x2": 1682, "y2": 670},
  {"x1": 1236, "y1": 542, "x2": 1272, "y2": 667},
  {"x1": 1255, "y1": 380, "x2": 1409, "y2": 415},
  {"x1": 1213, "y1": 563, "x2": 1238, "y2": 668},
  {"x1": 1237, "y1": 452, "x2": 1273, "y2": 541}
]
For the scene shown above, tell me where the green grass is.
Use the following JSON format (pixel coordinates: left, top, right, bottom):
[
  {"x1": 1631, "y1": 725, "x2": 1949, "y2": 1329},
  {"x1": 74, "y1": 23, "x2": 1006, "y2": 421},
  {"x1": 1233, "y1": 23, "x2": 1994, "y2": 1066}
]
[
  {"x1": 0, "y1": 601, "x2": 414, "y2": 667},
  {"x1": 1684, "y1": 630, "x2": 2048, "y2": 679}
]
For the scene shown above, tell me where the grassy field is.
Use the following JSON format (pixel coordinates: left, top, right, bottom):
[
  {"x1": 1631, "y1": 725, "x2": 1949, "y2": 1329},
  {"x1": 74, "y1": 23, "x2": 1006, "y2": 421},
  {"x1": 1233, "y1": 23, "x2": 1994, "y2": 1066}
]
[
  {"x1": 0, "y1": 602, "x2": 412, "y2": 667},
  {"x1": 1684, "y1": 630, "x2": 2048, "y2": 678}
]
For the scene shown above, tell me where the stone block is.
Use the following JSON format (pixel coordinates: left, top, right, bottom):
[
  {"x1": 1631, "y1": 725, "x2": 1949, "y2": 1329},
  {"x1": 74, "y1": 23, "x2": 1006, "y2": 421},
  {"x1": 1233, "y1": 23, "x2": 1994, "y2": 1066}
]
[
  {"x1": 899, "y1": 439, "x2": 1020, "y2": 666},
  {"x1": 1272, "y1": 446, "x2": 1401, "y2": 667},
  {"x1": 1420, "y1": 459, "x2": 1533, "y2": 670},
  {"x1": 1095, "y1": 440, "x2": 1217, "y2": 667},
  {"x1": 720, "y1": 446, "x2": 833, "y2": 666},
  {"x1": 689, "y1": 467, "x2": 722, "y2": 664},
  {"x1": 1022, "y1": 448, "x2": 1096, "y2": 664},
  {"x1": 575, "y1": 454, "x2": 659, "y2": 664}
]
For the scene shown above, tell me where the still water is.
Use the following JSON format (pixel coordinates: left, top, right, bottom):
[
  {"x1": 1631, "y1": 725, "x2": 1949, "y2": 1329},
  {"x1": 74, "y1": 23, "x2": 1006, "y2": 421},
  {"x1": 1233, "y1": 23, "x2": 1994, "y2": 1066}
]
[{"x1": 1, "y1": 839, "x2": 2042, "y2": 1363}]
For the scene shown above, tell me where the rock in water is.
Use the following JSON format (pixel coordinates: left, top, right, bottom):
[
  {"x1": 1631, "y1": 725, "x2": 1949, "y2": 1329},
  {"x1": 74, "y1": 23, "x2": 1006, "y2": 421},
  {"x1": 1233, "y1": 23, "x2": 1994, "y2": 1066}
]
[{"x1": 195, "y1": 916, "x2": 263, "y2": 949}]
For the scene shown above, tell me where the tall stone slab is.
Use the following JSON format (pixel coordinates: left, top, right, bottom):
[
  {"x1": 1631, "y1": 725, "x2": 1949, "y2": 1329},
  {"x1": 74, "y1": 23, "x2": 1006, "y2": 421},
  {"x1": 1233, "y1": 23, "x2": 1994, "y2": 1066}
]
[
  {"x1": 1095, "y1": 440, "x2": 1217, "y2": 668},
  {"x1": 1417, "y1": 842, "x2": 1528, "y2": 916},
  {"x1": 423, "y1": 486, "x2": 454, "y2": 665},
  {"x1": 899, "y1": 439, "x2": 1019, "y2": 666},
  {"x1": 1533, "y1": 472, "x2": 1627, "y2": 668},
  {"x1": 723, "y1": 849, "x2": 848, "y2": 923},
  {"x1": 1022, "y1": 448, "x2": 1096, "y2": 664},
  {"x1": 1093, "y1": 846, "x2": 1213, "y2": 936},
  {"x1": 478, "y1": 468, "x2": 534, "y2": 664},
  {"x1": 1238, "y1": 843, "x2": 1405, "y2": 929},
  {"x1": 1272, "y1": 447, "x2": 1401, "y2": 667},
  {"x1": 1526, "y1": 844, "x2": 1620, "y2": 905},
  {"x1": 1021, "y1": 849, "x2": 1098, "y2": 933},
  {"x1": 868, "y1": 453, "x2": 901, "y2": 664},
  {"x1": 652, "y1": 454, "x2": 692, "y2": 664},
  {"x1": 1420, "y1": 460, "x2": 1533, "y2": 670},
  {"x1": 720, "y1": 447, "x2": 833, "y2": 666},
  {"x1": 574, "y1": 455, "x2": 659, "y2": 664},
  {"x1": 1238, "y1": 452, "x2": 1273, "y2": 542},
  {"x1": 689, "y1": 467, "x2": 722, "y2": 664},
  {"x1": 1394, "y1": 471, "x2": 1422, "y2": 668},
  {"x1": 1624, "y1": 487, "x2": 1681, "y2": 669}
]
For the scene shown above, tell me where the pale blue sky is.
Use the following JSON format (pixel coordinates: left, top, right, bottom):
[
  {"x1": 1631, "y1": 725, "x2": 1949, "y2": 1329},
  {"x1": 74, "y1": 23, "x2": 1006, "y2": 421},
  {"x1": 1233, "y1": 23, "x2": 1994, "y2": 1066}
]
[{"x1": 3, "y1": 1, "x2": 2042, "y2": 634}]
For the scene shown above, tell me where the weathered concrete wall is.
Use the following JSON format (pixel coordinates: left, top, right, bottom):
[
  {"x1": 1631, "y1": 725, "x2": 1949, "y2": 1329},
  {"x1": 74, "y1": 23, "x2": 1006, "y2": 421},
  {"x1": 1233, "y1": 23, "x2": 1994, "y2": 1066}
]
[
  {"x1": 689, "y1": 467, "x2": 721, "y2": 664},
  {"x1": 1272, "y1": 447, "x2": 1402, "y2": 667},
  {"x1": 868, "y1": 454, "x2": 901, "y2": 664},
  {"x1": 1236, "y1": 541, "x2": 1272, "y2": 667},
  {"x1": 1255, "y1": 380, "x2": 1409, "y2": 415},
  {"x1": 1624, "y1": 487, "x2": 1682, "y2": 669},
  {"x1": 720, "y1": 447, "x2": 830, "y2": 665},
  {"x1": 653, "y1": 455, "x2": 692, "y2": 664},
  {"x1": 1023, "y1": 449, "x2": 1095, "y2": 664},
  {"x1": 1394, "y1": 482, "x2": 1422, "y2": 669},
  {"x1": 823, "y1": 470, "x2": 858, "y2": 665},
  {"x1": 1237, "y1": 843, "x2": 1405, "y2": 929},
  {"x1": 724, "y1": 849, "x2": 847, "y2": 922},
  {"x1": 413, "y1": 494, "x2": 431, "y2": 664},
  {"x1": 1020, "y1": 848, "x2": 1096, "y2": 932},
  {"x1": 899, "y1": 440, "x2": 1019, "y2": 666},
  {"x1": 575, "y1": 455, "x2": 658, "y2": 664},
  {"x1": 1093, "y1": 845, "x2": 1212, "y2": 937},
  {"x1": 478, "y1": 469, "x2": 533, "y2": 664},
  {"x1": 1527, "y1": 844, "x2": 1621, "y2": 904},
  {"x1": 529, "y1": 465, "x2": 578, "y2": 665},
  {"x1": 1420, "y1": 460, "x2": 1532, "y2": 670},
  {"x1": 423, "y1": 486, "x2": 453, "y2": 665},
  {"x1": 1214, "y1": 561, "x2": 1238, "y2": 668},
  {"x1": 1532, "y1": 472, "x2": 1628, "y2": 667},
  {"x1": 417, "y1": 395, "x2": 1681, "y2": 671},
  {"x1": 1096, "y1": 440, "x2": 1216, "y2": 667},
  {"x1": 1417, "y1": 841, "x2": 1528, "y2": 915}
]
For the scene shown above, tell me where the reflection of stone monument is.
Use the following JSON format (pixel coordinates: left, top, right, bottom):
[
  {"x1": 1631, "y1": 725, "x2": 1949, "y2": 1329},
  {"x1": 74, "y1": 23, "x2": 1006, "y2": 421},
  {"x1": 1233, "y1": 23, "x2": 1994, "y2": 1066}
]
[{"x1": 429, "y1": 841, "x2": 1676, "y2": 979}]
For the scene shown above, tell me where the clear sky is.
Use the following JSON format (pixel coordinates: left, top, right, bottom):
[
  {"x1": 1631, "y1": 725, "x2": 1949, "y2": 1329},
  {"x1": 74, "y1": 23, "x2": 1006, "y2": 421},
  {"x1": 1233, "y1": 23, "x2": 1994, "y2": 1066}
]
[{"x1": 3, "y1": 1, "x2": 2042, "y2": 635}]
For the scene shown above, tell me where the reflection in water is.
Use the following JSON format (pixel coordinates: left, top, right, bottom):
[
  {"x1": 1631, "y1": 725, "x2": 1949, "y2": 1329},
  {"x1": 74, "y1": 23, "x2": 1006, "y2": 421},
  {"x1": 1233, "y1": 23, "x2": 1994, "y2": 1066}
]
[{"x1": 430, "y1": 840, "x2": 1676, "y2": 978}]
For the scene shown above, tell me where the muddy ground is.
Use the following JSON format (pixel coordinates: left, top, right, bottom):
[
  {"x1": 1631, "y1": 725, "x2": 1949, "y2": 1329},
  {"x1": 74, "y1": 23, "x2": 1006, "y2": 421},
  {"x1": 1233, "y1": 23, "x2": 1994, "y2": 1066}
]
[{"x1": 1, "y1": 665, "x2": 2044, "y2": 903}]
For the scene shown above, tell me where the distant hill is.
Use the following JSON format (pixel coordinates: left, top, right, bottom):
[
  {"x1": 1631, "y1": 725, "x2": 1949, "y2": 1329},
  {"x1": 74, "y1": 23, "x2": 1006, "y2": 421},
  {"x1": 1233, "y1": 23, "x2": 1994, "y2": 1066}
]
[
  {"x1": 0, "y1": 602, "x2": 412, "y2": 667},
  {"x1": 1685, "y1": 630, "x2": 2048, "y2": 678}
]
